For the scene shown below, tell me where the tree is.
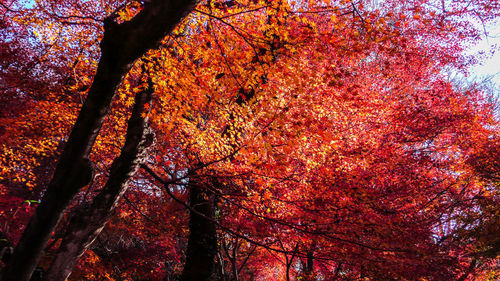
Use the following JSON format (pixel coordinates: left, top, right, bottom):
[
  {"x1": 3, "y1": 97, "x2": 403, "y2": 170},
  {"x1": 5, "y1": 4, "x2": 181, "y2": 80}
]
[
  {"x1": 1, "y1": 0, "x2": 499, "y2": 280},
  {"x1": 130, "y1": 1, "x2": 499, "y2": 279},
  {"x1": 0, "y1": 1, "x2": 197, "y2": 280}
]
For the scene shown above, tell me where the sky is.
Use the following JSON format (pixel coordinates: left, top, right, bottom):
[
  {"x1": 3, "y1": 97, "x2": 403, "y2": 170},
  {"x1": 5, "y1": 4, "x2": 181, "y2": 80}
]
[{"x1": 466, "y1": 20, "x2": 500, "y2": 86}]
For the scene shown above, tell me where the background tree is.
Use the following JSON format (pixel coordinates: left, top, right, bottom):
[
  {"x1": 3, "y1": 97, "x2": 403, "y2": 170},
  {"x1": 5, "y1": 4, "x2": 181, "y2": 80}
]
[{"x1": 1, "y1": 0, "x2": 499, "y2": 280}]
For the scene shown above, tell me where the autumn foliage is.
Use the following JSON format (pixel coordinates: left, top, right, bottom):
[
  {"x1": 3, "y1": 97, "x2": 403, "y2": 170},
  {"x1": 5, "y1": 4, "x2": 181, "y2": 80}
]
[{"x1": 1, "y1": 0, "x2": 499, "y2": 280}]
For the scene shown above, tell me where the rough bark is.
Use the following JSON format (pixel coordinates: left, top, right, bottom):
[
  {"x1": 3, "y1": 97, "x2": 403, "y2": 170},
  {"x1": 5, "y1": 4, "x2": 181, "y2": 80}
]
[
  {"x1": 43, "y1": 81, "x2": 154, "y2": 281},
  {"x1": 0, "y1": 1, "x2": 197, "y2": 281},
  {"x1": 180, "y1": 181, "x2": 218, "y2": 281}
]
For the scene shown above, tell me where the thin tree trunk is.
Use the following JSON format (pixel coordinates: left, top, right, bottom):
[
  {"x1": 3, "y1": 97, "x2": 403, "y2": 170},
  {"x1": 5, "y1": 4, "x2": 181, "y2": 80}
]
[
  {"x1": 231, "y1": 246, "x2": 238, "y2": 281},
  {"x1": 43, "y1": 80, "x2": 153, "y2": 281},
  {"x1": 0, "y1": 2, "x2": 196, "y2": 280},
  {"x1": 285, "y1": 244, "x2": 298, "y2": 281},
  {"x1": 306, "y1": 250, "x2": 314, "y2": 275},
  {"x1": 180, "y1": 180, "x2": 217, "y2": 281}
]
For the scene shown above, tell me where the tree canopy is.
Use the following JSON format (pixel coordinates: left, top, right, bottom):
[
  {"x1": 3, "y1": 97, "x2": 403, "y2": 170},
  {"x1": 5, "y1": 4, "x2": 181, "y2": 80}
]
[{"x1": 0, "y1": 0, "x2": 499, "y2": 280}]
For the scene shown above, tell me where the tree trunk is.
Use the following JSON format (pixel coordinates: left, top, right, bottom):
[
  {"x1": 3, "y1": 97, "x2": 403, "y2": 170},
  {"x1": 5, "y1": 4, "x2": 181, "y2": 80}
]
[
  {"x1": 180, "y1": 180, "x2": 217, "y2": 281},
  {"x1": 43, "y1": 81, "x2": 153, "y2": 281},
  {"x1": 231, "y1": 254, "x2": 238, "y2": 281},
  {"x1": 0, "y1": 232, "x2": 43, "y2": 281},
  {"x1": 306, "y1": 250, "x2": 314, "y2": 275},
  {"x1": 0, "y1": 231, "x2": 13, "y2": 268},
  {"x1": 0, "y1": 1, "x2": 196, "y2": 281},
  {"x1": 301, "y1": 249, "x2": 314, "y2": 281}
]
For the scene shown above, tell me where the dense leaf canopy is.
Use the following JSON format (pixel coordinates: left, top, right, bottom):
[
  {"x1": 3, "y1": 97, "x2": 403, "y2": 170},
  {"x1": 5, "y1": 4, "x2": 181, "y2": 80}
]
[{"x1": 0, "y1": 0, "x2": 499, "y2": 280}]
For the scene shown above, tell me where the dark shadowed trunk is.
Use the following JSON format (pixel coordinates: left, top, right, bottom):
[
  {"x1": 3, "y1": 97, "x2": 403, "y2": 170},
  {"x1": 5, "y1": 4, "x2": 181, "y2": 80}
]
[
  {"x1": 180, "y1": 180, "x2": 217, "y2": 281},
  {"x1": 300, "y1": 248, "x2": 314, "y2": 281},
  {"x1": 230, "y1": 243, "x2": 238, "y2": 281},
  {"x1": 306, "y1": 250, "x2": 314, "y2": 275},
  {"x1": 0, "y1": 231, "x2": 13, "y2": 269},
  {"x1": 283, "y1": 243, "x2": 298, "y2": 281},
  {"x1": 43, "y1": 80, "x2": 154, "y2": 281},
  {"x1": 0, "y1": 232, "x2": 43, "y2": 281},
  {"x1": 0, "y1": 1, "x2": 196, "y2": 280}
]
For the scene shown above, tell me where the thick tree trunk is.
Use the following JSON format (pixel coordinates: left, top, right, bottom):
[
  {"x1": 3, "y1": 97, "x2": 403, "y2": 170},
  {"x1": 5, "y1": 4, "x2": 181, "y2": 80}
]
[
  {"x1": 0, "y1": 1, "x2": 197, "y2": 281},
  {"x1": 0, "y1": 232, "x2": 43, "y2": 281},
  {"x1": 43, "y1": 82, "x2": 154, "y2": 281},
  {"x1": 0, "y1": 231, "x2": 13, "y2": 268},
  {"x1": 180, "y1": 181, "x2": 217, "y2": 281}
]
